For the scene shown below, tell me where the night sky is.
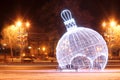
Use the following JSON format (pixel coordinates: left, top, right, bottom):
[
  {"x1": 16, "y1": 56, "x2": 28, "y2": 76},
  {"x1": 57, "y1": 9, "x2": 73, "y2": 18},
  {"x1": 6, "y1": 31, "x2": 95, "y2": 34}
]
[
  {"x1": 0, "y1": 0, "x2": 120, "y2": 33},
  {"x1": 0, "y1": 0, "x2": 47, "y2": 30}
]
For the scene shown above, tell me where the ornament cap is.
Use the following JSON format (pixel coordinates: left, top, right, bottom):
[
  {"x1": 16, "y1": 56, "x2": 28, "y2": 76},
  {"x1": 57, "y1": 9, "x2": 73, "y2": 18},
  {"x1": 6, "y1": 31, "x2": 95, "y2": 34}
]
[{"x1": 61, "y1": 9, "x2": 77, "y2": 31}]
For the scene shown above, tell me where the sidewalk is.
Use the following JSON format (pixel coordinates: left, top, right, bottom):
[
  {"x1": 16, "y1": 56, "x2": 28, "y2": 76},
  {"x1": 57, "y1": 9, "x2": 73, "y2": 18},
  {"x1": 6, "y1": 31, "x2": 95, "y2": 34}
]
[{"x1": 0, "y1": 61, "x2": 58, "y2": 65}]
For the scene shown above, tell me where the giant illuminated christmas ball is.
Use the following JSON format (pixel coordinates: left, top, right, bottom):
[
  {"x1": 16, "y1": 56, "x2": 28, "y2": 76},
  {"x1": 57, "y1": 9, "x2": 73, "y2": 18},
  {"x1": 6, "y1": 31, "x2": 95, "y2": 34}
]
[{"x1": 56, "y1": 9, "x2": 108, "y2": 70}]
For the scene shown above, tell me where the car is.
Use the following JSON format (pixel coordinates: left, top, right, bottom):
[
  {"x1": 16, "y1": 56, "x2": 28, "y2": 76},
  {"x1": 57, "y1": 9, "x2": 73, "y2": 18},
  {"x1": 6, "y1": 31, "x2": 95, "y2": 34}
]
[{"x1": 21, "y1": 56, "x2": 34, "y2": 63}]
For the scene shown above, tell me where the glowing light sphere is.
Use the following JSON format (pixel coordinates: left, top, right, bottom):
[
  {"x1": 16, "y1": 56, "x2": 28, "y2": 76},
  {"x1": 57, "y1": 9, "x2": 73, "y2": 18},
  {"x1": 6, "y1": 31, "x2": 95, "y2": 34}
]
[{"x1": 56, "y1": 9, "x2": 108, "y2": 70}]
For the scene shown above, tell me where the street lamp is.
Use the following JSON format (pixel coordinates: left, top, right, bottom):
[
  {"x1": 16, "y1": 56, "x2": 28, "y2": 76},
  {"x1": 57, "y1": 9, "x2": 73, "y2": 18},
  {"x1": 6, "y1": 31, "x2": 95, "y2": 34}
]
[
  {"x1": 42, "y1": 47, "x2": 46, "y2": 52},
  {"x1": 16, "y1": 21, "x2": 22, "y2": 27},
  {"x1": 102, "y1": 19, "x2": 118, "y2": 59},
  {"x1": 109, "y1": 20, "x2": 117, "y2": 27},
  {"x1": 25, "y1": 21, "x2": 30, "y2": 46},
  {"x1": 15, "y1": 20, "x2": 30, "y2": 59},
  {"x1": 102, "y1": 21, "x2": 106, "y2": 27},
  {"x1": 15, "y1": 20, "x2": 23, "y2": 58},
  {"x1": 26, "y1": 22, "x2": 30, "y2": 28}
]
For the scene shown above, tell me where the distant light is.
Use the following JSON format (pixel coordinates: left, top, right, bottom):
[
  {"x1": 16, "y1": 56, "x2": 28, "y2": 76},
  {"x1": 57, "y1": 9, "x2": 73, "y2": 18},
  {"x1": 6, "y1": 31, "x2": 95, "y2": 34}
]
[
  {"x1": 110, "y1": 20, "x2": 116, "y2": 27},
  {"x1": 38, "y1": 48, "x2": 40, "y2": 50},
  {"x1": 3, "y1": 43, "x2": 7, "y2": 46},
  {"x1": 42, "y1": 47, "x2": 46, "y2": 51},
  {"x1": 16, "y1": 21, "x2": 22, "y2": 27},
  {"x1": 22, "y1": 53, "x2": 25, "y2": 56},
  {"x1": 26, "y1": 22, "x2": 30, "y2": 28},
  {"x1": 44, "y1": 52, "x2": 48, "y2": 55},
  {"x1": 28, "y1": 46, "x2": 32, "y2": 49},
  {"x1": 102, "y1": 21, "x2": 106, "y2": 27},
  {"x1": 32, "y1": 54, "x2": 34, "y2": 56}
]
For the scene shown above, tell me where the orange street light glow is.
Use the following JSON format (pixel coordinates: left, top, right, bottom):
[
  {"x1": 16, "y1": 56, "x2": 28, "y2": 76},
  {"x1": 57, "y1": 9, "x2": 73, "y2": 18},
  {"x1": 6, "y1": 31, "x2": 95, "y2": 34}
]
[
  {"x1": 102, "y1": 21, "x2": 106, "y2": 27},
  {"x1": 3, "y1": 43, "x2": 7, "y2": 46},
  {"x1": 42, "y1": 47, "x2": 46, "y2": 51},
  {"x1": 16, "y1": 21, "x2": 22, "y2": 27},
  {"x1": 22, "y1": 53, "x2": 25, "y2": 56},
  {"x1": 26, "y1": 22, "x2": 30, "y2": 28},
  {"x1": 28, "y1": 46, "x2": 32, "y2": 49},
  {"x1": 110, "y1": 20, "x2": 116, "y2": 27}
]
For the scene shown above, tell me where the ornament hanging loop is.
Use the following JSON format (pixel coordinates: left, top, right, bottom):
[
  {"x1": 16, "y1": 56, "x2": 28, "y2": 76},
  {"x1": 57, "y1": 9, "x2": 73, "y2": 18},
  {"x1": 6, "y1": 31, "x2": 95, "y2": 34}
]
[{"x1": 61, "y1": 9, "x2": 77, "y2": 31}]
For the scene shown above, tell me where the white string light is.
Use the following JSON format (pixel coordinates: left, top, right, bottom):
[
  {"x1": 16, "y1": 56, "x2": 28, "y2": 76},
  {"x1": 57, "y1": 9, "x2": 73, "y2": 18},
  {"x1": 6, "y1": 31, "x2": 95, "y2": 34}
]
[
  {"x1": 56, "y1": 9, "x2": 108, "y2": 71},
  {"x1": 61, "y1": 9, "x2": 77, "y2": 31}
]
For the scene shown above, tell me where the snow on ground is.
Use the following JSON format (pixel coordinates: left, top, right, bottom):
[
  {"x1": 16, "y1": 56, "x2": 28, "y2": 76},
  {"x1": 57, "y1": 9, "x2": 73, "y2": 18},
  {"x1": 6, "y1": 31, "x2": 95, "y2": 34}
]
[{"x1": 0, "y1": 69, "x2": 120, "y2": 80}]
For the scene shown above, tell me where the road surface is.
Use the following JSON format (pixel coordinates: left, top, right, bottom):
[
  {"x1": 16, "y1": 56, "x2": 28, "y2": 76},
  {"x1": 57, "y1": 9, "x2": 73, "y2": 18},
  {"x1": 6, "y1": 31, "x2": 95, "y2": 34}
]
[
  {"x1": 0, "y1": 63, "x2": 120, "y2": 70},
  {"x1": 0, "y1": 69, "x2": 120, "y2": 80},
  {"x1": 0, "y1": 61, "x2": 120, "y2": 80}
]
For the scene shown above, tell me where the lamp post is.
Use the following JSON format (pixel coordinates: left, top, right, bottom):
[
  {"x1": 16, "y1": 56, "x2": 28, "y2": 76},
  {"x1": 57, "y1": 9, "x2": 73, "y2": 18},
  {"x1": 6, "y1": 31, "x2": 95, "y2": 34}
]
[
  {"x1": 102, "y1": 19, "x2": 117, "y2": 59},
  {"x1": 25, "y1": 21, "x2": 30, "y2": 47},
  {"x1": 16, "y1": 21, "x2": 23, "y2": 58},
  {"x1": 15, "y1": 20, "x2": 30, "y2": 59}
]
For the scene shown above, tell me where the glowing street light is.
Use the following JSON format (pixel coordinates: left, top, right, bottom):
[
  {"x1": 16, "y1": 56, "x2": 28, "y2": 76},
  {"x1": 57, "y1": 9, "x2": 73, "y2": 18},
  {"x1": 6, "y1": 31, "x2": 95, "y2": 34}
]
[
  {"x1": 15, "y1": 20, "x2": 31, "y2": 59},
  {"x1": 2, "y1": 18, "x2": 31, "y2": 62},
  {"x1": 102, "y1": 20, "x2": 117, "y2": 28},
  {"x1": 42, "y1": 47, "x2": 46, "y2": 51},
  {"x1": 26, "y1": 22, "x2": 30, "y2": 27},
  {"x1": 16, "y1": 21, "x2": 22, "y2": 27},
  {"x1": 102, "y1": 21, "x2": 107, "y2": 28},
  {"x1": 110, "y1": 20, "x2": 117, "y2": 27},
  {"x1": 101, "y1": 18, "x2": 119, "y2": 59}
]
